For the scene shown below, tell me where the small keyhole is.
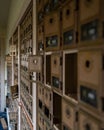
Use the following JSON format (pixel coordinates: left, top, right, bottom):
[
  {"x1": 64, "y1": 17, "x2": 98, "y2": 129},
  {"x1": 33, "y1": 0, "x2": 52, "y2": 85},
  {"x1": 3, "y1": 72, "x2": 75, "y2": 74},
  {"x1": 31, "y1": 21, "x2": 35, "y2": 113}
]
[
  {"x1": 85, "y1": 60, "x2": 90, "y2": 68},
  {"x1": 66, "y1": 9, "x2": 70, "y2": 16},
  {"x1": 50, "y1": 18, "x2": 53, "y2": 23},
  {"x1": 54, "y1": 59, "x2": 57, "y2": 65}
]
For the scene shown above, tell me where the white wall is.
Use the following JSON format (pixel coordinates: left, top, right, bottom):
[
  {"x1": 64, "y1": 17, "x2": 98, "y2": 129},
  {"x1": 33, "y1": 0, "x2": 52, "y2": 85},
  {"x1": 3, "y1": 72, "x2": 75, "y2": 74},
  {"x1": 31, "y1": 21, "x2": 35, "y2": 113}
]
[
  {"x1": 6, "y1": 0, "x2": 31, "y2": 54},
  {"x1": 0, "y1": 36, "x2": 6, "y2": 111}
]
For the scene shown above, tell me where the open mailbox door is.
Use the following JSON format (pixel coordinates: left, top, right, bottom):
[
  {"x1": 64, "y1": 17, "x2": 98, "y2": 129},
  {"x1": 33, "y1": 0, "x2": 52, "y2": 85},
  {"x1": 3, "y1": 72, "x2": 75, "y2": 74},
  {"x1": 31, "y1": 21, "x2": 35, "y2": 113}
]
[
  {"x1": 9, "y1": 112, "x2": 18, "y2": 124},
  {"x1": 28, "y1": 55, "x2": 42, "y2": 72},
  {"x1": 10, "y1": 84, "x2": 18, "y2": 99},
  {"x1": 10, "y1": 45, "x2": 17, "y2": 56}
]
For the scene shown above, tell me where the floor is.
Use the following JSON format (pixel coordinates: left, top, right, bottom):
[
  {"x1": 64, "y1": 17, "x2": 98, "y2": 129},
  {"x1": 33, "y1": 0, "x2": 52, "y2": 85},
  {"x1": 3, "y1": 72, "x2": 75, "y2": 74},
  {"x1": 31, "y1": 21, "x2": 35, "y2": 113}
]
[
  {"x1": 0, "y1": 122, "x2": 3, "y2": 130},
  {"x1": 0, "y1": 112, "x2": 8, "y2": 130}
]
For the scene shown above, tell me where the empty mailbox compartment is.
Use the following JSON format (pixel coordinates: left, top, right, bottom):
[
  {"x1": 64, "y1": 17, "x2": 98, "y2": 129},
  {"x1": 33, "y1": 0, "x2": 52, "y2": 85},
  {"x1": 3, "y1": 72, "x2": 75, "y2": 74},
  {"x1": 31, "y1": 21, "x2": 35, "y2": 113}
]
[
  {"x1": 45, "y1": 53, "x2": 51, "y2": 86},
  {"x1": 52, "y1": 92, "x2": 62, "y2": 129},
  {"x1": 63, "y1": 50, "x2": 78, "y2": 100}
]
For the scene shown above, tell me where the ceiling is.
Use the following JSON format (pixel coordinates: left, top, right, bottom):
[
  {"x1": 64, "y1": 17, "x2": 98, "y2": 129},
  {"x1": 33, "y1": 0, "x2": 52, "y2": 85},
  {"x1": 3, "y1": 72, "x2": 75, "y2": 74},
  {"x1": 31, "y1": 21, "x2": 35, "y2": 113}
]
[{"x1": 0, "y1": 0, "x2": 11, "y2": 29}]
